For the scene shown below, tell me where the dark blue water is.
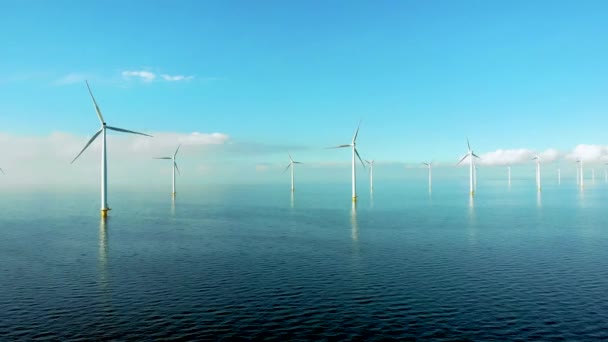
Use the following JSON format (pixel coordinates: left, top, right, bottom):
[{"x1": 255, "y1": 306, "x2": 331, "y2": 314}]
[{"x1": 2, "y1": 180, "x2": 608, "y2": 340}]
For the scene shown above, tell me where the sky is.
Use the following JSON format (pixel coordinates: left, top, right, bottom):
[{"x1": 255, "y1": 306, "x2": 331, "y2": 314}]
[{"x1": 1, "y1": 0, "x2": 608, "y2": 188}]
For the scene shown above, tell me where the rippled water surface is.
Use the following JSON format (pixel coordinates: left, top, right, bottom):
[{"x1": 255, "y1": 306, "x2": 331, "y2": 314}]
[{"x1": 2, "y1": 181, "x2": 608, "y2": 340}]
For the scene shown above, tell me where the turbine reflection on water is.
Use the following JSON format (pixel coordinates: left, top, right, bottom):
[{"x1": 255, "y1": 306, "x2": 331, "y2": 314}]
[
  {"x1": 98, "y1": 218, "x2": 111, "y2": 309},
  {"x1": 350, "y1": 201, "x2": 358, "y2": 242},
  {"x1": 467, "y1": 195, "x2": 477, "y2": 245}
]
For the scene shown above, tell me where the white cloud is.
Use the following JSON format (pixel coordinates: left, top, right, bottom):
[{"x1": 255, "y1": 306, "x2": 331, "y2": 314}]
[
  {"x1": 160, "y1": 74, "x2": 194, "y2": 82},
  {"x1": 53, "y1": 73, "x2": 91, "y2": 86},
  {"x1": 0, "y1": 131, "x2": 230, "y2": 187},
  {"x1": 475, "y1": 148, "x2": 561, "y2": 166},
  {"x1": 566, "y1": 144, "x2": 608, "y2": 163},
  {"x1": 122, "y1": 70, "x2": 156, "y2": 83}
]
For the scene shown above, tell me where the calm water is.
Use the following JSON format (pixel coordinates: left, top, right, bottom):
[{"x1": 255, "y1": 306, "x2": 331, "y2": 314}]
[{"x1": 2, "y1": 180, "x2": 608, "y2": 340}]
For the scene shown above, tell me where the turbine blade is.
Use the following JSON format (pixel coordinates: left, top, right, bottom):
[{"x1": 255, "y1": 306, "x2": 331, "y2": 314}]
[
  {"x1": 352, "y1": 121, "x2": 361, "y2": 143},
  {"x1": 466, "y1": 137, "x2": 471, "y2": 152},
  {"x1": 71, "y1": 129, "x2": 102, "y2": 164},
  {"x1": 456, "y1": 154, "x2": 468, "y2": 165},
  {"x1": 288, "y1": 152, "x2": 293, "y2": 162},
  {"x1": 174, "y1": 144, "x2": 181, "y2": 158},
  {"x1": 293, "y1": 161, "x2": 303, "y2": 164},
  {"x1": 155, "y1": 157, "x2": 172, "y2": 160},
  {"x1": 354, "y1": 148, "x2": 365, "y2": 168},
  {"x1": 422, "y1": 162, "x2": 429, "y2": 166},
  {"x1": 327, "y1": 144, "x2": 351, "y2": 149},
  {"x1": 472, "y1": 153, "x2": 480, "y2": 159},
  {"x1": 282, "y1": 163, "x2": 292, "y2": 174},
  {"x1": 86, "y1": 81, "x2": 105, "y2": 124},
  {"x1": 0, "y1": 168, "x2": 4, "y2": 175},
  {"x1": 174, "y1": 162, "x2": 181, "y2": 176},
  {"x1": 106, "y1": 126, "x2": 152, "y2": 137}
]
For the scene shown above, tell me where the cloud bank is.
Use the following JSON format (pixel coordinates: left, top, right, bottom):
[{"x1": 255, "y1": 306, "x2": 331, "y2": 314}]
[
  {"x1": 121, "y1": 70, "x2": 157, "y2": 83},
  {"x1": 122, "y1": 70, "x2": 194, "y2": 83},
  {"x1": 476, "y1": 148, "x2": 561, "y2": 166}
]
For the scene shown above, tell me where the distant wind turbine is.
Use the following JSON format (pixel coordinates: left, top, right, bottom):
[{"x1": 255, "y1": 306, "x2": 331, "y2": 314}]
[
  {"x1": 578, "y1": 159, "x2": 584, "y2": 189},
  {"x1": 282, "y1": 153, "x2": 303, "y2": 192},
  {"x1": 507, "y1": 165, "x2": 511, "y2": 186},
  {"x1": 329, "y1": 122, "x2": 365, "y2": 201},
  {"x1": 155, "y1": 144, "x2": 181, "y2": 197},
  {"x1": 366, "y1": 160, "x2": 375, "y2": 192},
  {"x1": 457, "y1": 138, "x2": 480, "y2": 196},
  {"x1": 71, "y1": 81, "x2": 152, "y2": 217},
  {"x1": 532, "y1": 155, "x2": 541, "y2": 192},
  {"x1": 422, "y1": 161, "x2": 432, "y2": 192},
  {"x1": 557, "y1": 167, "x2": 561, "y2": 185}
]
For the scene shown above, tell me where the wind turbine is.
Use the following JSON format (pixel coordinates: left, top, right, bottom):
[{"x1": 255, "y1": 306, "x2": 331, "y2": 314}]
[
  {"x1": 71, "y1": 81, "x2": 152, "y2": 217},
  {"x1": 557, "y1": 167, "x2": 561, "y2": 185},
  {"x1": 155, "y1": 144, "x2": 181, "y2": 197},
  {"x1": 457, "y1": 138, "x2": 480, "y2": 196},
  {"x1": 578, "y1": 159, "x2": 584, "y2": 189},
  {"x1": 507, "y1": 165, "x2": 511, "y2": 186},
  {"x1": 329, "y1": 122, "x2": 365, "y2": 201},
  {"x1": 532, "y1": 155, "x2": 541, "y2": 192},
  {"x1": 282, "y1": 152, "x2": 302, "y2": 192},
  {"x1": 422, "y1": 161, "x2": 432, "y2": 192},
  {"x1": 366, "y1": 160, "x2": 375, "y2": 192}
]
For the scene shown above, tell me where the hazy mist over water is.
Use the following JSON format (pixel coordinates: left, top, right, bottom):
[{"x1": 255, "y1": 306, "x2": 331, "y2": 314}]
[{"x1": 2, "y1": 180, "x2": 608, "y2": 340}]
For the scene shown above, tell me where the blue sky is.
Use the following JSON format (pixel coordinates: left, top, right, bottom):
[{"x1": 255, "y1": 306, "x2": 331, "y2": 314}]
[{"x1": 1, "y1": 1, "x2": 608, "y2": 185}]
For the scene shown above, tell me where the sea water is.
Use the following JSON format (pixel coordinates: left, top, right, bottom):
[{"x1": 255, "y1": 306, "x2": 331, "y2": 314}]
[{"x1": 1, "y1": 180, "x2": 608, "y2": 340}]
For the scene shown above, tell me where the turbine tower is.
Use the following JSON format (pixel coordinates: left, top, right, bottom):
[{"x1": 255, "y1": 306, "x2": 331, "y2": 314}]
[
  {"x1": 457, "y1": 138, "x2": 480, "y2": 196},
  {"x1": 71, "y1": 81, "x2": 152, "y2": 217},
  {"x1": 282, "y1": 152, "x2": 302, "y2": 192},
  {"x1": 532, "y1": 155, "x2": 541, "y2": 192},
  {"x1": 366, "y1": 160, "x2": 375, "y2": 192},
  {"x1": 578, "y1": 159, "x2": 584, "y2": 189},
  {"x1": 507, "y1": 165, "x2": 511, "y2": 186},
  {"x1": 155, "y1": 144, "x2": 181, "y2": 197},
  {"x1": 329, "y1": 122, "x2": 365, "y2": 201},
  {"x1": 422, "y1": 161, "x2": 432, "y2": 192}
]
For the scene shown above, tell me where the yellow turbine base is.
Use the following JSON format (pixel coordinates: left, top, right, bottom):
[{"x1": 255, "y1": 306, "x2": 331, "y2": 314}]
[
  {"x1": 352, "y1": 196, "x2": 358, "y2": 202},
  {"x1": 470, "y1": 191, "x2": 475, "y2": 196},
  {"x1": 101, "y1": 208, "x2": 111, "y2": 217}
]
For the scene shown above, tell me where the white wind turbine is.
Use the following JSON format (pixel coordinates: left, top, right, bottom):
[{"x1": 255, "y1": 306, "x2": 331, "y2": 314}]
[
  {"x1": 71, "y1": 81, "x2": 152, "y2": 217},
  {"x1": 507, "y1": 165, "x2": 511, "y2": 186},
  {"x1": 457, "y1": 138, "x2": 480, "y2": 196},
  {"x1": 365, "y1": 160, "x2": 375, "y2": 192},
  {"x1": 282, "y1": 153, "x2": 303, "y2": 192},
  {"x1": 329, "y1": 122, "x2": 365, "y2": 201},
  {"x1": 578, "y1": 159, "x2": 585, "y2": 189},
  {"x1": 155, "y1": 144, "x2": 181, "y2": 197},
  {"x1": 532, "y1": 155, "x2": 541, "y2": 192},
  {"x1": 422, "y1": 161, "x2": 432, "y2": 192}
]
